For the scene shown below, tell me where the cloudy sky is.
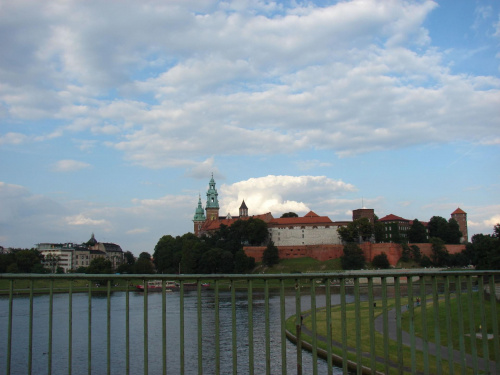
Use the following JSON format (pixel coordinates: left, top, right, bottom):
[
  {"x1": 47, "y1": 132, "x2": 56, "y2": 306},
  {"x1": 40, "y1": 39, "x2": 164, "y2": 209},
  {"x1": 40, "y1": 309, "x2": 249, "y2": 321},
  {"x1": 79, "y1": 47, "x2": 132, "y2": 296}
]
[{"x1": 1, "y1": 0, "x2": 499, "y2": 255}]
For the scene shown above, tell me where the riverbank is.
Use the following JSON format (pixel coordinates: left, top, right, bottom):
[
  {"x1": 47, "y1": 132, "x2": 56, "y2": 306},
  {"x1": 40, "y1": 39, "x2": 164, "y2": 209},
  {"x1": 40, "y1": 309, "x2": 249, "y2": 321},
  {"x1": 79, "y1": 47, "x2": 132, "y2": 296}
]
[{"x1": 287, "y1": 293, "x2": 500, "y2": 374}]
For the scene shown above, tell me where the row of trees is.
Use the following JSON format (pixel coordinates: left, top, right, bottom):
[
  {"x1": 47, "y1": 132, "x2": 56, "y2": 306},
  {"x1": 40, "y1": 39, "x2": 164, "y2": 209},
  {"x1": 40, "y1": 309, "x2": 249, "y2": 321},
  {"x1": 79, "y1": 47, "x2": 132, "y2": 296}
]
[
  {"x1": 340, "y1": 222, "x2": 499, "y2": 270},
  {"x1": 153, "y1": 218, "x2": 268, "y2": 274},
  {"x1": 0, "y1": 249, "x2": 47, "y2": 273},
  {"x1": 0, "y1": 248, "x2": 155, "y2": 275},
  {"x1": 337, "y1": 215, "x2": 462, "y2": 245}
]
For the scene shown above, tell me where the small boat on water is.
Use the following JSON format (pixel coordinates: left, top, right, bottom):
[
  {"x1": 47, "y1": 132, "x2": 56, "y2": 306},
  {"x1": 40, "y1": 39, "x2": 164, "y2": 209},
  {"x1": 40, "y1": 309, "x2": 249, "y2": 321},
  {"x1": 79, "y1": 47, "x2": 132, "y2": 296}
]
[
  {"x1": 136, "y1": 281, "x2": 210, "y2": 291},
  {"x1": 136, "y1": 280, "x2": 178, "y2": 292}
]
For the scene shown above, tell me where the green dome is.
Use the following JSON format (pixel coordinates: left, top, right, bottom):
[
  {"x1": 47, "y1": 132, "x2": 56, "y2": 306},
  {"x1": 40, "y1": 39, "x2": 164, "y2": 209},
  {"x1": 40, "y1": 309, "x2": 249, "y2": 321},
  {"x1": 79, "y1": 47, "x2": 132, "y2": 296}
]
[{"x1": 193, "y1": 196, "x2": 206, "y2": 221}]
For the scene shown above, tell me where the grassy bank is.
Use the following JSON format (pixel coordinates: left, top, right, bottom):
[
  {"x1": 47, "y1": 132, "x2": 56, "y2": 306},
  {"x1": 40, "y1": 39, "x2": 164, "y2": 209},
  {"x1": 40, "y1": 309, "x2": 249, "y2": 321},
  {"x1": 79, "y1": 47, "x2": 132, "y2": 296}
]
[{"x1": 287, "y1": 294, "x2": 499, "y2": 374}]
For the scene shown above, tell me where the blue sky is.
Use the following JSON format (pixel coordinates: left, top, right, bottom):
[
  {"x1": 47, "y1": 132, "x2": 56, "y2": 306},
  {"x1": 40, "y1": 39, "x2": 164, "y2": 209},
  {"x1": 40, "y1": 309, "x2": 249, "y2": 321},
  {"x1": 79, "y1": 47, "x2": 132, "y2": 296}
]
[{"x1": 1, "y1": 0, "x2": 499, "y2": 256}]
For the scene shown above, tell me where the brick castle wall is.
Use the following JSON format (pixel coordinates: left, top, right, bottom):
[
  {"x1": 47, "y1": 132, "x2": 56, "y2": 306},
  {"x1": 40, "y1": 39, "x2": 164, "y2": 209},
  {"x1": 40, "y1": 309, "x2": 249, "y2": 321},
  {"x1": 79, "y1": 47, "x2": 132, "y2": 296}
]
[{"x1": 244, "y1": 242, "x2": 465, "y2": 266}]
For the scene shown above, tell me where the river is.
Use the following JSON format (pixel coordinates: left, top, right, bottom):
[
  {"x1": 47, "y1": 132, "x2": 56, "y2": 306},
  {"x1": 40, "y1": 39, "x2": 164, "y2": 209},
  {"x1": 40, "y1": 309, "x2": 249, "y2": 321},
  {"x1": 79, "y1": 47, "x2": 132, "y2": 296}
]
[{"x1": 0, "y1": 289, "x2": 349, "y2": 375}]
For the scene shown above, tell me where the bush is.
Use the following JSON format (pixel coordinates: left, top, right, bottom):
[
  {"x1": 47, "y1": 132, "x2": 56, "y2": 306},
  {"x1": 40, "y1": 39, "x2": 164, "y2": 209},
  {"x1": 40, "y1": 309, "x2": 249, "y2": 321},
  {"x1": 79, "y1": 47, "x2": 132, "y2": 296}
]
[
  {"x1": 262, "y1": 241, "x2": 279, "y2": 267},
  {"x1": 341, "y1": 243, "x2": 365, "y2": 270},
  {"x1": 372, "y1": 252, "x2": 390, "y2": 269}
]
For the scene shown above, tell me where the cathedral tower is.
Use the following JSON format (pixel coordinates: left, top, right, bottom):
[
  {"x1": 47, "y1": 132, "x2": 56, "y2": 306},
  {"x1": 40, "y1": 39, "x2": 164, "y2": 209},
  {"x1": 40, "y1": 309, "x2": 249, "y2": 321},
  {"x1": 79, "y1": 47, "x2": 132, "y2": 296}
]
[
  {"x1": 239, "y1": 200, "x2": 248, "y2": 218},
  {"x1": 193, "y1": 195, "x2": 206, "y2": 236},
  {"x1": 205, "y1": 174, "x2": 220, "y2": 221}
]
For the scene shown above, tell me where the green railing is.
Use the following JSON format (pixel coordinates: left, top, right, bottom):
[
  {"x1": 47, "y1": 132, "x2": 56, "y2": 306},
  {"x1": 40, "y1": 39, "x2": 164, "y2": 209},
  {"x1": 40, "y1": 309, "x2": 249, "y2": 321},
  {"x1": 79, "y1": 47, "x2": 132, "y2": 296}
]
[{"x1": 1, "y1": 270, "x2": 499, "y2": 375}]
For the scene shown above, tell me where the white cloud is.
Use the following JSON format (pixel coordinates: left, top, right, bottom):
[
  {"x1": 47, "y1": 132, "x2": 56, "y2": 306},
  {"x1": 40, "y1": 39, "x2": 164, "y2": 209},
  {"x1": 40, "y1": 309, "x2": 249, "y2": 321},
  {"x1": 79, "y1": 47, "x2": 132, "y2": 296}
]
[
  {"x1": 0, "y1": 132, "x2": 28, "y2": 145},
  {"x1": 65, "y1": 214, "x2": 108, "y2": 227},
  {"x1": 52, "y1": 160, "x2": 91, "y2": 172},
  {"x1": 219, "y1": 175, "x2": 356, "y2": 217},
  {"x1": 126, "y1": 228, "x2": 150, "y2": 235},
  {"x1": 0, "y1": 0, "x2": 497, "y2": 169}
]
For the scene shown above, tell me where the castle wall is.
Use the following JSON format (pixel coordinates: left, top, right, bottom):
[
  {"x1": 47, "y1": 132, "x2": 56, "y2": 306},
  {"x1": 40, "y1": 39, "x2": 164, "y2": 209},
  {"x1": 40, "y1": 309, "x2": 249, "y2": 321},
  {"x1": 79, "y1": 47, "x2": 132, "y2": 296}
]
[
  {"x1": 269, "y1": 226, "x2": 342, "y2": 247},
  {"x1": 244, "y1": 242, "x2": 466, "y2": 266}
]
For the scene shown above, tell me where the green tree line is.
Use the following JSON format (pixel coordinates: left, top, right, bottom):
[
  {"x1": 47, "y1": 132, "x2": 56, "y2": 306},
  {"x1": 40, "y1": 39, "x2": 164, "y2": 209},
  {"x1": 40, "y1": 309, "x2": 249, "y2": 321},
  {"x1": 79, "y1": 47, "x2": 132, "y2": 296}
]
[{"x1": 153, "y1": 217, "x2": 268, "y2": 274}]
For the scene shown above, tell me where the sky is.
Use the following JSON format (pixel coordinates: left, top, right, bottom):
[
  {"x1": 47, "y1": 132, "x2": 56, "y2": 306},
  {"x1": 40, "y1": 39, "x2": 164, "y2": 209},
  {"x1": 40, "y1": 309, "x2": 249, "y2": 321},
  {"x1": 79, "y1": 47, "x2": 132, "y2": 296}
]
[{"x1": 1, "y1": 0, "x2": 499, "y2": 256}]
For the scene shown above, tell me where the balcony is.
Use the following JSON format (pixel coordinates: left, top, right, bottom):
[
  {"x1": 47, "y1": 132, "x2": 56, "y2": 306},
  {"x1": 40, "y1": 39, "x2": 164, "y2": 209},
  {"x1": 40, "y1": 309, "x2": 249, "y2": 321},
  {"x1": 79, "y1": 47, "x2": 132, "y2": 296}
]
[{"x1": 1, "y1": 270, "x2": 499, "y2": 374}]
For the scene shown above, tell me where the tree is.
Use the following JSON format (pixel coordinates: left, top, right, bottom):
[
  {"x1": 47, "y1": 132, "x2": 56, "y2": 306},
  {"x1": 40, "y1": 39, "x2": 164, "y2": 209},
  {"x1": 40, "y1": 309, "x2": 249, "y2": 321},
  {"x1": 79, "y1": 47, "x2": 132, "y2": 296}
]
[
  {"x1": 234, "y1": 250, "x2": 255, "y2": 273},
  {"x1": 427, "y1": 216, "x2": 448, "y2": 241},
  {"x1": 357, "y1": 218, "x2": 373, "y2": 242},
  {"x1": 408, "y1": 219, "x2": 427, "y2": 243},
  {"x1": 337, "y1": 218, "x2": 373, "y2": 243},
  {"x1": 153, "y1": 235, "x2": 181, "y2": 273},
  {"x1": 135, "y1": 252, "x2": 155, "y2": 274},
  {"x1": 493, "y1": 224, "x2": 500, "y2": 239},
  {"x1": 372, "y1": 252, "x2": 390, "y2": 269},
  {"x1": 337, "y1": 225, "x2": 358, "y2": 243},
  {"x1": 281, "y1": 212, "x2": 298, "y2": 218},
  {"x1": 341, "y1": 243, "x2": 365, "y2": 270},
  {"x1": 420, "y1": 255, "x2": 433, "y2": 268},
  {"x1": 465, "y1": 229, "x2": 500, "y2": 269},
  {"x1": 15, "y1": 249, "x2": 44, "y2": 273},
  {"x1": 373, "y1": 216, "x2": 385, "y2": 243},
  {"x1": 445, "y1": 218, "x2": 462, "y2": 244},
  {"x1": 44, "y1": 254, "x2": 61, "y2": 273},
  {"x1": 400, "y1": 243, "x2": 411, "y2": 262},
  {"x1": 410, "y1": 245, "x2": 422, "y2": 263},
  {"x1": 429, "y1": 237, "x2": 449, "y2": 267},
  {"x1": 117, "y1": 251, "x2": 136, "y2": 274},
  {"x1": 86, "y1": 257, "x2": 112, "y2": 274},
  {"x1": 262, "y1": 241, "x2": 279, "y2": 267}
]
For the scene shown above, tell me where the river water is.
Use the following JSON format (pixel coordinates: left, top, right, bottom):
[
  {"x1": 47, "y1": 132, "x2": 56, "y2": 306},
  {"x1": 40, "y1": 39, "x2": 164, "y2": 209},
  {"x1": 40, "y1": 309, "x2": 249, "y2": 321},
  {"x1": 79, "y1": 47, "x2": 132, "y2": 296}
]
[{"x1": 0, "y1": 289, "x2": 350, "y2": 375}]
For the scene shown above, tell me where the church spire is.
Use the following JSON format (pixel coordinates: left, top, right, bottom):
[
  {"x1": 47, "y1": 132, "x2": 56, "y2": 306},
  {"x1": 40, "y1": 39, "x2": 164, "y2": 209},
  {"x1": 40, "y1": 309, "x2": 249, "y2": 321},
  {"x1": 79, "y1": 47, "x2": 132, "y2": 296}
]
[
  {"x1": 193, "y1": 195, "x2": 206, "y2": 221},
  {"x1": 193, "y1": 194, "x2": 206, "y2": 237}
]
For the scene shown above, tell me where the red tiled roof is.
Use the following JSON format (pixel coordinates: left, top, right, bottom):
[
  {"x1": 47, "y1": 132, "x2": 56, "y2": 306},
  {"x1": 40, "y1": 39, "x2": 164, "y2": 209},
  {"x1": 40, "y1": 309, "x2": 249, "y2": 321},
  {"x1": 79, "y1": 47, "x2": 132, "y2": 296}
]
[
  {"x1": 409, "y1": 220, "x2": 428, "y2": 227},
  {"x1": 270, "y1": 214, "x2": 333, "y2": 226},
  {"x1": 304, "y1": 211, "x2": 319, "y2": 217},
  {"x1": 378, "y1": 214, "x2": 409, "y2": 222},
  {"x1": 201, "y1": 213, "x2": 274, "y2": 232},
  {"x1": 452, "y1": 207, "x2": 466, "y2": 215}
]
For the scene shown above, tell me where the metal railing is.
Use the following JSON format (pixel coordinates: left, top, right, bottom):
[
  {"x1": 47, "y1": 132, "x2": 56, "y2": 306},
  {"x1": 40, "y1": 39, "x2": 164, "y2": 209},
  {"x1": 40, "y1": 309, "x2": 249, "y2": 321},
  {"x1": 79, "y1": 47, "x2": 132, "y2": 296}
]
[{"x1": 1, "y1": 270, "x2": 499, "y2": 375}]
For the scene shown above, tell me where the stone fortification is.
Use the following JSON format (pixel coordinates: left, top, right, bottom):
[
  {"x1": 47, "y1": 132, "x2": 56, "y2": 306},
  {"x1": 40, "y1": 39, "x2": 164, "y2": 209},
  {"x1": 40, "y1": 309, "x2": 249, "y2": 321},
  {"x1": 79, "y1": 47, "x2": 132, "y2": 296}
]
[{"x1": 244, "y1": 242, "x2": 466, "y2": 266}]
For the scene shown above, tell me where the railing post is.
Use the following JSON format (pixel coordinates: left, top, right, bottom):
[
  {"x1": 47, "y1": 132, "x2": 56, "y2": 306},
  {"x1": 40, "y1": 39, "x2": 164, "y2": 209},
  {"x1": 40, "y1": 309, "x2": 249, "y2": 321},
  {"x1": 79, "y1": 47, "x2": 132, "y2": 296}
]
[
  {"x1": 381, "y1": 276, "x2": 389, "y2": 375},
  {"x1": 265, "y1": 279, "x2": 271, "y2": 375},
  {"x1": 48, "y1": 279, "x2": 53, "y2": 375},
  {"x1": 29, "y1": 279, "x2": 34, "y2": 375},
  {"x1": 340, "y1": 277, "x2": 347, "y2": 375},
  {"x1": 431, "y1": 275, "x2": 441, "y2": 375},
  {"x1": 279, "y1": 279, "x2": 287, "y2": 375},
  {"x1": 180, "y1": 280, "x2": 185, "y2": 374},
  {"x1": 248, "y1": 278, "x2": 254, "y2": 375},
  {"x1": 197, "y1": 281, "x2": 203, "y2": 374},
  {"x1": 295, "y1": 278, "x2": 302, "y2": 375},
  {"x1": 368, "y1": 276, "x2": 375, "y2": 373},
  {"x1": 107, "y1": 280, "x2": 111, "y2": 375},
  {"x1": 231, "y1": 279, "x2": 237, "y2": 375},
  {"x1": 144, "y1": 279, "x2": 148, "y2": 375},
  {"x1": 325, "y1": 278, "x2": 332, "y2": 375},
  {"x1": 7, "y1": 279, "x2": 13, "y2": 375},
  {"x1": 489, "y1": 275, "x2": 500, "y2": 374},
  {"x1": 126, "y1": 280, "x2": 130, "y2": 375},
  {"x1": 215, "y1": 279, "x2": 220, "y2": 374},
  {"x1": 394, "y1": 276, "x2": 403, "y2": 373}
]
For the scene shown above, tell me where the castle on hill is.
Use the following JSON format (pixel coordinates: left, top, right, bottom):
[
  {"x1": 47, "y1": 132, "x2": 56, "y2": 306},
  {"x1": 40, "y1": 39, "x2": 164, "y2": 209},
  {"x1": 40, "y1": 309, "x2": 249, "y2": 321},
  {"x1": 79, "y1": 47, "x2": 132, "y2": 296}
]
[{"x1": 192, "y1": 175, "x2": 468, "y2": 264}]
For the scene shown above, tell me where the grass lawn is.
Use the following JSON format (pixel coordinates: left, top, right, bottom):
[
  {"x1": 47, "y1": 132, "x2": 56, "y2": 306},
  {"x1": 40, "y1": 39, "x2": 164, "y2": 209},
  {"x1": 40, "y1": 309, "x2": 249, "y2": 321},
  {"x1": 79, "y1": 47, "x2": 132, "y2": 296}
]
[
  {"x1": 401, "y1": 291, "x2": 500, "y2": 361},
  {"x1": 286, "y1": 293, "x2": 498, "y2": 375}
]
